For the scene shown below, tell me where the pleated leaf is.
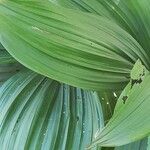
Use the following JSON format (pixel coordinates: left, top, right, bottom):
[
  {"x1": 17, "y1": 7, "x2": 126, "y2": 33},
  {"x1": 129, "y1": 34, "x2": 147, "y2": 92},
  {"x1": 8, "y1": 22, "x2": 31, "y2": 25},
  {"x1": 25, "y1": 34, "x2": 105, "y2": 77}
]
[
  {"x1": 0, "y1": 69, "x2": 104, "y2": 150},
  {"x1": 50, "y1": 0, "x2": 117, "y2": 20},
  {"x1": 0, "y1": 0, "x2": 148, "y2": 90},
  {"x1": 89, "y1": 62, "x2": 150, "y2": 148},
  {"x1": 116, "y1": 0, "x2": 150, "y2": 59},
  {"x1": 55, "y1": 0, "x2": 150, "y2": 64}
]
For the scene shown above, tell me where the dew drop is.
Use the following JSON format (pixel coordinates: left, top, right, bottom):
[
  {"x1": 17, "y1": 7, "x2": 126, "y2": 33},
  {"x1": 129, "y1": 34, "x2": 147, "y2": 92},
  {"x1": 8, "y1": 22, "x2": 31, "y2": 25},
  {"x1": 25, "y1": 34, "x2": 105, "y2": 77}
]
[
  {"x1": 113, "y1": 92, "x2": 117, "y2": 98},
  {"x1": 63, "y1": 111, "x2": 66, "y2": 114}
]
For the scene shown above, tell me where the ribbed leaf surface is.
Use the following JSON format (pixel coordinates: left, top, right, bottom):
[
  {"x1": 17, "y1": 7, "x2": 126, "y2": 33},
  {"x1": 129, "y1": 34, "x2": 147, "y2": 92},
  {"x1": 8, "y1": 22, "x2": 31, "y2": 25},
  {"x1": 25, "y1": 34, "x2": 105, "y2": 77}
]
[
  {"x1": 0, "y1": 70, "x2": 104, "y2": 150},
  {"x1": 53, "y1": 0, "x2": 150, "y2": 69},
  {"x1": 0, "y1": 0, "x2": 148, "y2": 90},
  {"x1": 115, "y1": 138, "x2": 148, "y2": 150},
  {"x1": 116, "y1": 0, "x2": 150, "y2": 58},
  {"x1": 89, "y1": 63, "x2": 150, "y2": 148},
  {"x1": 50, "y1": 0, "x2": 117, "y2": 19}
]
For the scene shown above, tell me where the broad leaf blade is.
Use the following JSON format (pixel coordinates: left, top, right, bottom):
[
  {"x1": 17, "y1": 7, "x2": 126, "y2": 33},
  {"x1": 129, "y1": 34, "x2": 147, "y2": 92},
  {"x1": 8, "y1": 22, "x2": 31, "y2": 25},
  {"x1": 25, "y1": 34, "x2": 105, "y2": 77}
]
[
  {"x1": 0, "y1": 0, "x2": 148, "y2": 90},
  {"x1": 51, "y1": 0, "x2": 150, "y2": 63},
  {"x1": 116, "y1": 0, "x2": 150, "y2": 59},
  {"x1": 0, "y1": 69, "x2": 104, "y2": 150},
  {"x1": 89, "y1": 63, "x2": 150, "y2": 148}
]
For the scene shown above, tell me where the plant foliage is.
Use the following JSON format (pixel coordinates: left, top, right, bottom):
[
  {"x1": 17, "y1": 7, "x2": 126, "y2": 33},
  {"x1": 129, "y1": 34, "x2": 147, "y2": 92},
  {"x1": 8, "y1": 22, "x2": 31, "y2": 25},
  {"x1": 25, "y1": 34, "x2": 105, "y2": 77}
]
[{"x1": 0, "y1": 0, "x2": 150, "y2": 150}]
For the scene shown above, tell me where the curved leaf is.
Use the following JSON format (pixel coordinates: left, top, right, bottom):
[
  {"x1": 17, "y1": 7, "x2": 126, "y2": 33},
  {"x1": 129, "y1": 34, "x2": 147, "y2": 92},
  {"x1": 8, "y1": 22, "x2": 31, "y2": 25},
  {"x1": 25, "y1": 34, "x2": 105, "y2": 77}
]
[
  {"x1": 89, "y1": 63, "x2": 150, "y2": 148},
  {"x1": 0, "y1": 0, "x2": 148, "y2": 90},
  {"x1": 0, "y1": 43, "x2": 16, "y2": 64},
  {"x1": 54, "y1": 0, "x2": 150, "y2": 62},
  {"x1": 0, "y1": 43, "x2": 4, "y2": 49},
  {"x1": 116, "y1": 0, "x2": 150, "y2": 58},
  {"x1": 0, "y1": 69, "x2": 104, "y2": 150}
]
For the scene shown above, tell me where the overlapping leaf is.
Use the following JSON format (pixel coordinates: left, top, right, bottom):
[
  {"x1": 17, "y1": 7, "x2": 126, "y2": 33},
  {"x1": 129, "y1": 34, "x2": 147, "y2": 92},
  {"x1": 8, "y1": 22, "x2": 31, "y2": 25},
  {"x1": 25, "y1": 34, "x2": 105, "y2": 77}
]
[
  {"x1": 0, "y1": 69, "x2": 104, "y2": 150},
  {"x1": 98, "y1": 91, "x2": 118, "y2": 125},
  {"x1": 0, "y1": 43, "x2": 16, "y2": 64},
  {"x1": 89, "y1": 61, "x2": 150, "y2": 148},
  {"x1": 52, "y1": 0, "x2": 150, "y2": 65},
  {"x1": 0, "y1": 0, "x2": 148, "y2": 90},
  {"x1": 116, "y1": 0, "x2": 150, "y2": 58},
  {"x1": 0, "y1": 1, "x2": 150, "y2": 149}
]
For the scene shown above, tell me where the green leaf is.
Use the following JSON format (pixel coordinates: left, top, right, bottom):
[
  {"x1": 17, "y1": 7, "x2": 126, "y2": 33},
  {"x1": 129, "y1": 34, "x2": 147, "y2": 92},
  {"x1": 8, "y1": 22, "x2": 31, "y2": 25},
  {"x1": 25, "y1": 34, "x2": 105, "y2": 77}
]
[
  {"x1": 115, "y1": 138, "x2": 148, "y2": 150},
  {"x1": 89, "y1": 67, "x2": 150, "y2": 148},
  {"x1": 50, "y1": 0, "x2": 117, "y2": 20},
  {"x1": 0, "y1": 47, "x2": 16, "y2": 64},
  {"x1": 97, "y1": 91, "x2": 118, "y2": 125},
  {"x1": 50, "y1": 0, "x2": 150, "y2": 61},
  {"x1": 59, "y1": 0, "x2": 150, "y2": 64},
  {"x1": 50, "y1": 0, "x2": 150, "y2": 59},
  {"x1": 0, "y1": 0, "x2": 148, "y2": 90},
  {"x1": 98, "y1": 91, "x2": 118, "y2": 150},
  {"x1": 116, "y1": 0, "x2": 150, "y2": 57},
  {"x1": 0, "y1": 69, "x2": 104, "y2": 150}
]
